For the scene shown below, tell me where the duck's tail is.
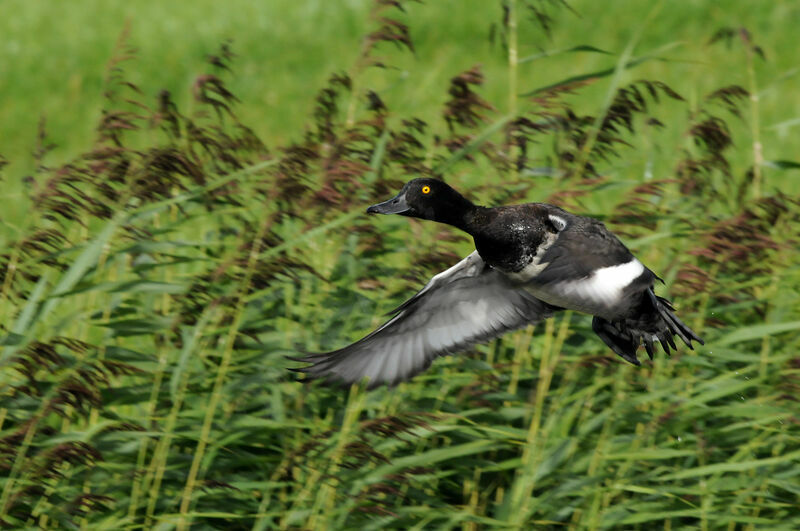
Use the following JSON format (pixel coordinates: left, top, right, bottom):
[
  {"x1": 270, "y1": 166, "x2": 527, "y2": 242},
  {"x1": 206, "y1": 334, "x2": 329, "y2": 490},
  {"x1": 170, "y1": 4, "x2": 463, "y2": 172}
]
[{"x1": 592, "y1": 289, "x2": 704, "y2": 365}]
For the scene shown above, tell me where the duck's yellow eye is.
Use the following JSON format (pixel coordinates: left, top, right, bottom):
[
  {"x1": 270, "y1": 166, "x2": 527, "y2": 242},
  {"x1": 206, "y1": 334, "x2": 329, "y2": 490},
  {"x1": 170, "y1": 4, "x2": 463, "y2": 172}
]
[{"x1": 422, "y1": 185, "x2": 431, "y2": 195}]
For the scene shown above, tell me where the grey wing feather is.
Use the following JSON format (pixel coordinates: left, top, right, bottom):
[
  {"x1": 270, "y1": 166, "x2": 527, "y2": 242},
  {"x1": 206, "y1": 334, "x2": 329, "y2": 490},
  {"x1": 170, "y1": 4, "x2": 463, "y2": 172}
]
[{"x1": 290, "y1": 251, "x2": 556, "y2": 388}]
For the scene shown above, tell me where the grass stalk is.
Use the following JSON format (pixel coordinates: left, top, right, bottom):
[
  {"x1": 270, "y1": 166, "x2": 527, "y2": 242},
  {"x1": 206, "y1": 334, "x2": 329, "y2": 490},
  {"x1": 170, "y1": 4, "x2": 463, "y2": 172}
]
[
  {"x1": 504, "y1": 312, "x2": 572, "y2": 526},
  {"x1": 129, "y1": 206, "x2": 178, "y2": 522},
  {"x1": 507, "y1": 0, "x2": 518, "y2": 116},
  {"x1": 175, "y1": 215, "x2": 273, "y2": 529},
  {"x1": 744, "y1": 35, "x2": 763, "y2": 199},
  {"x1": 143, "y1": 305, "x2": 220, "y2": 526},
  {"x1": 127, "y1": 342, "x2": 169, "y2": 521},
  {"x1": 506, "y1": 326, "x2": 534, "y2": 396},
  {"x1": 310, "y1": 383, "x2": 367, "y2": 528},
  {"x1": 0, "y1": 199, "x2": 132, "y2": 514}
]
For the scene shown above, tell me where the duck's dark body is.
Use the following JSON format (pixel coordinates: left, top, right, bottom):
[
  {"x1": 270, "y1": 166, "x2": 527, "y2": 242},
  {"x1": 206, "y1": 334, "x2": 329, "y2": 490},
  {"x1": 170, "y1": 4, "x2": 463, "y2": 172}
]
[
  {"x1": 468, "y1": 204, "x2": 555, "y2": 274},
  {"x1": 291, "y1": 178, "x2": 703, "y2": 388}
]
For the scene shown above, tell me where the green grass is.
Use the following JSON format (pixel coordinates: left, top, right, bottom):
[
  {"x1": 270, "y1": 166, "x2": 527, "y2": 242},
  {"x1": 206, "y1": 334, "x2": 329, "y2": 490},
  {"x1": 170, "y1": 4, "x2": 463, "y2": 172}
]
[{"x1": 1, "y1": 0, "x2": 800, "y2": 528}]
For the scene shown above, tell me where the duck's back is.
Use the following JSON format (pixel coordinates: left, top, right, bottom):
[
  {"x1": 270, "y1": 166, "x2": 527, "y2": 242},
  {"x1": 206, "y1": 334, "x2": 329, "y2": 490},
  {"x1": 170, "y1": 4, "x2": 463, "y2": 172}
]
[{"x1": 471, "y1": 202, "x2": 655, "y2": 320}]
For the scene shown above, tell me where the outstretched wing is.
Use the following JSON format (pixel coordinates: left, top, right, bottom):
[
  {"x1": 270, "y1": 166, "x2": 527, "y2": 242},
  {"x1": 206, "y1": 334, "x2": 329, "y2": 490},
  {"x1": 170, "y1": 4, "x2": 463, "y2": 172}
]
[{"x1": 290, "y1": 252, "x2": 557, "y2": 388}]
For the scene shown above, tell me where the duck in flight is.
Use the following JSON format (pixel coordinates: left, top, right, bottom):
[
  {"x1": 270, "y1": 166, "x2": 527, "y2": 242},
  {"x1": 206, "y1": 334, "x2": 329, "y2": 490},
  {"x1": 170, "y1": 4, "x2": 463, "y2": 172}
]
[{"x1": 290, "y1": 178, "x2": 703, "y2": 388}]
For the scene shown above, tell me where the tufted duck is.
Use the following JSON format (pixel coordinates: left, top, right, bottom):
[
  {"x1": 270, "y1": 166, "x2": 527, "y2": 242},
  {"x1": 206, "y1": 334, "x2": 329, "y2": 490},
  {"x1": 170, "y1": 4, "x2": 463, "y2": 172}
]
[{"x1": 290, "y1": 178, "x2": 704, "y2": 388}]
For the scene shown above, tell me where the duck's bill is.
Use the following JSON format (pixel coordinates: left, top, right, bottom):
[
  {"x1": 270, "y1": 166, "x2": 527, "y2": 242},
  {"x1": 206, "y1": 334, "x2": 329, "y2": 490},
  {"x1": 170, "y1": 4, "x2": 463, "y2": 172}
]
[{"x1": 366, "y1": 191, "x2": 409, "y2": 215}]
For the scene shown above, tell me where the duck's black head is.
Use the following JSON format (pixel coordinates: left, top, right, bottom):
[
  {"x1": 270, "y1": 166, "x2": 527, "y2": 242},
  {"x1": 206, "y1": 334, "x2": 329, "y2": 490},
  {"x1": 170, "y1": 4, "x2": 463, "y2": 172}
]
[{"x1": 367, "y1": 178, "x2": 476, "y2": 229}]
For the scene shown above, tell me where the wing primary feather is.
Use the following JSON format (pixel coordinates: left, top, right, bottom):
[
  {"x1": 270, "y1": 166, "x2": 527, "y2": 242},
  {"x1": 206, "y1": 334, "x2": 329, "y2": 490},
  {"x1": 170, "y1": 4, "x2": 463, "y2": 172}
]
[{"x1": 290, "y1": 252, "x2": 556, "y2": 387}]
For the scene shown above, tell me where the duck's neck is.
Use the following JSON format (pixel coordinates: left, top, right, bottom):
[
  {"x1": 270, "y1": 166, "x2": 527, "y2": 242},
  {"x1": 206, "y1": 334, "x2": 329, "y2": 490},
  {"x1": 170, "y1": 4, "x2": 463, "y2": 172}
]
[
  {"x1": 446, "y1": 202, "x2": 486, "y2": 235},
  {"x1": 427, "y1": 186, "x2": 486, "y2": 234}
]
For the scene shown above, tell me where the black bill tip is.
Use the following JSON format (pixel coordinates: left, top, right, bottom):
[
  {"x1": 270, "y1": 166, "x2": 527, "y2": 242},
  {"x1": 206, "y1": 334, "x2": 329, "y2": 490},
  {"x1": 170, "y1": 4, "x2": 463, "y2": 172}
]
[{"x1": 366, "y1": 192, "x2": 410, "y2": 215}]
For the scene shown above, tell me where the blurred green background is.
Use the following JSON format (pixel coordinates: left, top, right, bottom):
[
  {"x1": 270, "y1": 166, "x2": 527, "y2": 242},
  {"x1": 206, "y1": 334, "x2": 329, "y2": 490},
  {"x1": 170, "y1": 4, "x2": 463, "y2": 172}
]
[
  {"x1": 1, "y1": 0, "x2": 799, "y2": 528},
  {"x1": 2, "y1": 0, "x2": 798, "y2": 210}
]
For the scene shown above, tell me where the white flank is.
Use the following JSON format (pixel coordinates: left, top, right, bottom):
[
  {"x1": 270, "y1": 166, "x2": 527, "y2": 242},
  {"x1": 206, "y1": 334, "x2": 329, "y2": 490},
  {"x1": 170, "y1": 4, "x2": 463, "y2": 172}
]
[
  {"x1": 524, "y1": 258, "x2": 645, "y2": 315},
  {"x1": 592, "y1": 259, "x2": 645, "y2": 292},
  {"x1": 565, "y1": 259, "x2": 645, "y2": 304}
]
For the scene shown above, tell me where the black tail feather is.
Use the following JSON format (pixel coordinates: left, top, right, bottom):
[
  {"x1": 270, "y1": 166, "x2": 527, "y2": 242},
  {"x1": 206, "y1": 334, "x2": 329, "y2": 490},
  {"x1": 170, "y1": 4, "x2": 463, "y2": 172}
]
[
  {"x1": 649, "y1": 289, "x2": 702, "y2": 349},
  {"x1": 643, "y1": 336, "x2": 655, "y2": 360},
  {"x1": 594, "y1": 289, "x2": 704, "y2": 364},
  {"x1": 592, "y1": 317, "x2": 641, "y2": 365},
  {"x1": 665, "y1": 331, "x2": 677, "y2": 351}
]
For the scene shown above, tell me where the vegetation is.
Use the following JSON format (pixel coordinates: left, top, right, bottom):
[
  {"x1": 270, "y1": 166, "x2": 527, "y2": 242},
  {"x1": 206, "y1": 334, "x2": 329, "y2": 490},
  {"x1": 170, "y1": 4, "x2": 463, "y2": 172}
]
[{"x1": 1, "y1": 0, "x2": 799, "y2": 528}]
